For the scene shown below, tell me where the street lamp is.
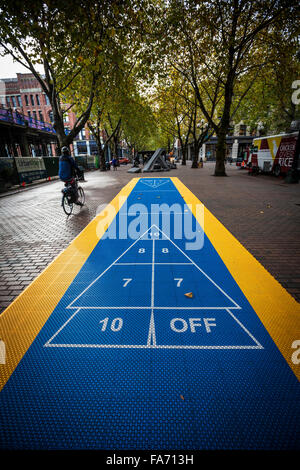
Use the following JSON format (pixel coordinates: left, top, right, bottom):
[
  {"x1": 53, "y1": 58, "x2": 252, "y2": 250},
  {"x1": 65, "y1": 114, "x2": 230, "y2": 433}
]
[{"x1": 257, "y1": 121, "x2": 264, "y2": 136}]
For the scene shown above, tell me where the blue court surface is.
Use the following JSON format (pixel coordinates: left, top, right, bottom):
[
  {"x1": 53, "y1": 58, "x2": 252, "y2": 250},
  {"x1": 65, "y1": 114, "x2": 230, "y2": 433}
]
[{"x1": 0, "y1": 177, "x2": 299, "y2": 450}]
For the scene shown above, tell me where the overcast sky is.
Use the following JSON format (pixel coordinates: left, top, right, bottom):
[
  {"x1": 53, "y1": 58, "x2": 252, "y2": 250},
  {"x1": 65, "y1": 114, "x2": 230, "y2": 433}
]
[{"x1": 0, "y1": 55, "x2": 43, "y2": 78}]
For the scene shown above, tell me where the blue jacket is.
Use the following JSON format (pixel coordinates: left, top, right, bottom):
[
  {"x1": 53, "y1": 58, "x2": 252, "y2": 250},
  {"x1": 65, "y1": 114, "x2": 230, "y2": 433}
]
[{"x1": 59, "y1": 154, "x2": 79, "y2": 181}]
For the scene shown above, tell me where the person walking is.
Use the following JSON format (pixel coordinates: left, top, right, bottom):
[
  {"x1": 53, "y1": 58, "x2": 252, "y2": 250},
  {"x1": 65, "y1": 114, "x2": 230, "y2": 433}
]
[{"x1": 112, "y1": 155, "x2": 118, "y2": 171}]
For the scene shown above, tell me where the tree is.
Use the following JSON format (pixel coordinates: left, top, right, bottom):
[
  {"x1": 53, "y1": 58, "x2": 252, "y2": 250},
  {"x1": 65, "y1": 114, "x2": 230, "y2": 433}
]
[
  {"x1": 154, "y1": 76, "x2": 193, "y2": 165},
  {"x1": 153, "y1": 67, "x2": 215, "y2": 167},
  {"x1": 188, "y1": 93, "x2": 214, "y2": 168},
  {"x1": 163, "y1": 0, "x2": 298, "y2": 175},
  {"x1": 0, "y1": 0, "x2": 136, "y2": 151},
  {"x1": 233, "y1": 14, "x2": 300, "y2": 135},
  {"x1": 76, "y1": 54, "x2": 158, "y2": 169},
  {"x1": 121, "y1": 92, "x2": 159, "y2": 156},
  {"x1": 84, "y1": 76, "x2": 125, "y2": 171}
]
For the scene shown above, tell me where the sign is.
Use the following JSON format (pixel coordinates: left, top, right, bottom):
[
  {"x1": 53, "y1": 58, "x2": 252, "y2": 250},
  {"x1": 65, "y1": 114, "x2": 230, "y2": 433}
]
[
  {"x1": 15, "y1": 157, "x2": 46, "y2": 183},
  {"x1": 277, "y1": 136, "x2": 297, "y2": 169}
]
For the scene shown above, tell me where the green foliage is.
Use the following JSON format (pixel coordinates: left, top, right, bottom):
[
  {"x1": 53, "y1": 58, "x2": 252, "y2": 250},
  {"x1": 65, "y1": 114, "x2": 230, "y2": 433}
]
[
  {"x1": 0, "y1": 0, "x2": 145, "y2": 147},
  {"x1": 233, "y1": 14, "x2": 300, "y2": 134},
  {"x1": 0, "y1": 0, "x2": 298, "y2": 156}
]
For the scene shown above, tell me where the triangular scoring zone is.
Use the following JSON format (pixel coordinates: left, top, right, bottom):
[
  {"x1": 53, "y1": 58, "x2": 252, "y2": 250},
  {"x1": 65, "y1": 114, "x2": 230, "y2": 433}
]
[
  {"x1": 66, "y1": 225, "x2": 241, "y2": 310},
  {"x1": 139, "y1": 179, "x2": 170, "y2": 189}
]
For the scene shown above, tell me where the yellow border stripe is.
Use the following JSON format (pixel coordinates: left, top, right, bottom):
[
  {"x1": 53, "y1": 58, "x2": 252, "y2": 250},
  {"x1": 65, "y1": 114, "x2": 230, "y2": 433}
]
[
  {"x1": 172, "y1": 177, "x2": 300, "y2": 380},
  {"x1": 0, "y1": 177, "x2": 139, "y2": 391}
]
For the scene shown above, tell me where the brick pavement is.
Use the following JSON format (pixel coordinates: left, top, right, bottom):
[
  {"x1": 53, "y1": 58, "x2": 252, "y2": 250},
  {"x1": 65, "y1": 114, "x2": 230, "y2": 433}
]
[{"x1": 0, "y1": 161, "x2": 299, "y2": 313}]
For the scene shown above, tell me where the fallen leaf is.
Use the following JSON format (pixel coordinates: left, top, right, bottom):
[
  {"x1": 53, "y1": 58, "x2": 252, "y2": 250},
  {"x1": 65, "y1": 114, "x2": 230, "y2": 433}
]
[{"x1": 185, "y1": 292, "x2": 194, "y2": 298}]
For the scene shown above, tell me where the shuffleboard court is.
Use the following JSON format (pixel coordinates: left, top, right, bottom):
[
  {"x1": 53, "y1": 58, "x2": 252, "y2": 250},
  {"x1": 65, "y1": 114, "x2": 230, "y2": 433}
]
[{"x1": 0, "y1": 177, "x2": 299, "y2": 449}]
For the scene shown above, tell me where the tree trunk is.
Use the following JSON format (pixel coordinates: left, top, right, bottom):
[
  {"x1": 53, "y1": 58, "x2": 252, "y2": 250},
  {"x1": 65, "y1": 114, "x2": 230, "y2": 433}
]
[
  {"x1": 112, "y1": 133, "x2": 119, "y2": 160},
  {"x1": 191, "y1": 143, "x2": 199, "y2": 168},
  {"x1": 97, "y1": 140, "x2": 106, "y2": 171},
  {"x1": 214, "y1": 129, "x2": 227, "y2": 176},
  {"x1": 181, "y1": 148, "x2": 186, "y2": 165},
  {"x1": 214, "y1": 74, "x2": 233, "y2": 176},
  {"x1": 94, "y1": 131, "x2": 105, "y2": 171},
  {"x1": 55, "y1": 122, "x2": 69, "y2": 153}
]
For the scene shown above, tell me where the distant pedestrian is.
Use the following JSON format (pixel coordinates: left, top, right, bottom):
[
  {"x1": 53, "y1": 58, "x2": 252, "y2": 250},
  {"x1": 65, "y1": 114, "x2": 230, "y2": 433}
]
[{"x1": 112, "y1": 156, "x2": 118, "y2": 170}]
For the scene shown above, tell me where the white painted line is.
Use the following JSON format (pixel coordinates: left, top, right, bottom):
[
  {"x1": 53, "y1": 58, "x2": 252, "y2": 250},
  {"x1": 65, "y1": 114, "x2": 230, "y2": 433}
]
[
  {"x1": 45, "y1": 308, "x2": 262, "y2": 351},
  {"x1": 115, "y1": 263, "x2": 193, "y2": 266},
  {"x1": 67, "y1": 223, "x2": 240, "y2": 311},
  {"x1": 120, "y1": 212, "x2": 185, "y2": 215},
  {"x1": 45, "y1": 343, "x2": 155, "y2": 349},
  {"x1": 115, "y1": 263, "x2": 153, "y2": 265},
  {"x1": 67, "y1": 225, "x2": 155, "y2": 309},
  {"x1": 67, "y1": 306, "x2": 241, "y2": 310},
  {"x1": 149, "y1": 237, "x2": 157, "y2": 345},
  {"x1": 45, "y1": 343, "x2": 263, "y2": 350},
  {"x1": 225, "y1": 308, "x2": 263, "y2": 349},
  {"x1": 44, "y1": 308, "x2": 81, "y2": 347},
  {"x1": 156, "y1": 263, "x2": 193, "y2": 265},
  {"x1": 151, "y1": 237, "x2": 155, "y2": 308},
  {"x1": 131, "y1": 190, "x2": 179, "y2": 193},
  {"x1": 147, "y1": 310, "x2": 156, "y2": 346},
  {"x1": 152, "y1": 345, "x2": 263, "y2": 349},
  {"x1": 153, "y1": 344, "x2": 262, "y2": 349},
  {"x1": 151, "y1": 224, "x2": 241, "y2": 310},
  {"x1": 140, "y1": 179, "x2": 170, "y2": 189}
]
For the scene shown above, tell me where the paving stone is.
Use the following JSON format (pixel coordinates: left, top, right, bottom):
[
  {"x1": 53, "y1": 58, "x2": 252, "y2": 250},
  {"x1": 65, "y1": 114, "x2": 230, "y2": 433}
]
[
  {"x1": 0, "y1": 296, "x2": 14, "y2": 301},
  {"x1": 0, "y1": 301, "x2": 11, "y2": 309}
]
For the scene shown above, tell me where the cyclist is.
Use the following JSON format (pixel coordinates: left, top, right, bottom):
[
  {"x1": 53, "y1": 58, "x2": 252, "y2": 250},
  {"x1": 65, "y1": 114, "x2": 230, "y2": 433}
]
[{"x1": 59, "y1": 146, "x2": 83, "y2": 205}]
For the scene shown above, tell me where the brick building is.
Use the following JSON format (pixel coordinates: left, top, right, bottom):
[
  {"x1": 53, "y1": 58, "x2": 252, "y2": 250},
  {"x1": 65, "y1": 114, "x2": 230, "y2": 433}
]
[
  {"x1": 0, "y1": 73, "x2": 52, "y2": 125},
  {"x1": 0, "y1": 72, "x2": 98, "y2": 157}
]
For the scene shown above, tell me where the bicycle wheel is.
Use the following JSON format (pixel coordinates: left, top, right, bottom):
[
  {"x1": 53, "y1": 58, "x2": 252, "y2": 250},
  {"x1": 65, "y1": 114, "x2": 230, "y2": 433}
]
[
  {"x1": 78, "y1": 186, "x2": 85, "y2": 206},
  {"x1": 62, "y1": 194, "x2": 73, "y2": 216}
]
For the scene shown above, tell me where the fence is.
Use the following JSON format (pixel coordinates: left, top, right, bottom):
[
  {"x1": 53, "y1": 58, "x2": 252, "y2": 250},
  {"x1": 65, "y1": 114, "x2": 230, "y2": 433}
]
[
  {"x1": 0, "y1": 155, "x2": 99, "y2": 191},
  {"x1": 0, "y1": 108, "x2": 55, "y2": 134}
]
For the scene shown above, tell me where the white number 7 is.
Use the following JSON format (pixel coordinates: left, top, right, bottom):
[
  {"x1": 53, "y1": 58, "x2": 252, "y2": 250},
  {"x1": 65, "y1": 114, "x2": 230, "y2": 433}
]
[
  {"x1": 123, "y1": 278, "x2": 132, "y2": 287},
  {"x1": 174, "y1": 278, "x2": 183, "y2": 287}
]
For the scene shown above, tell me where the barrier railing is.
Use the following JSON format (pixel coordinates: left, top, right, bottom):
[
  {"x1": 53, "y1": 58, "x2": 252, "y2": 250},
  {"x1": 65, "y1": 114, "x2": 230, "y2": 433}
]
[{"x1": 0, "y1": 108, "x2": 55, "y2": 134}]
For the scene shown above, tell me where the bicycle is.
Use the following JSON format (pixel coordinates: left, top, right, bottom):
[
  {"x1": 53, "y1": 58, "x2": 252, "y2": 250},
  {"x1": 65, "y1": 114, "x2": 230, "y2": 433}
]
[{"x1": 61, "y1": 174, "x2": 85, "y2": 216}]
